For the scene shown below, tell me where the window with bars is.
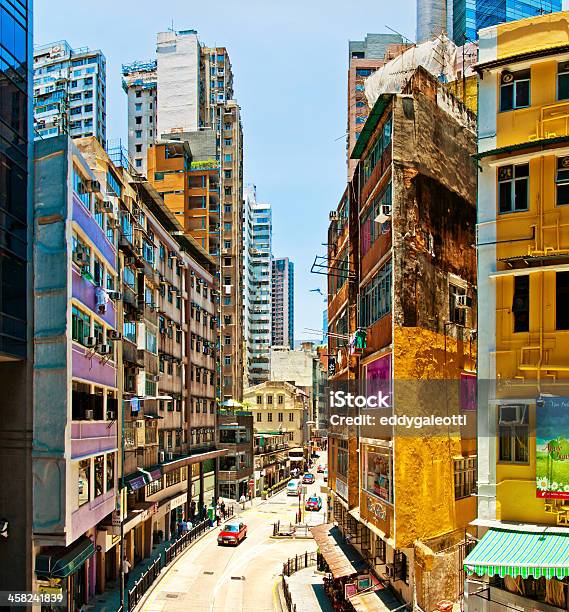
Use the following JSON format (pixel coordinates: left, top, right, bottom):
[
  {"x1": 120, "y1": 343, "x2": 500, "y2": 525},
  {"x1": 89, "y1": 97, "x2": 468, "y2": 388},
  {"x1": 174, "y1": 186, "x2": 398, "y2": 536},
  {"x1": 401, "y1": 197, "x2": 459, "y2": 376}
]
[
  {"x1": 359, "y1": 261, "x2": 392, "y2": 328},
  {"x1": 454, "y1": 456, "x2": 477, "y2": 499}
]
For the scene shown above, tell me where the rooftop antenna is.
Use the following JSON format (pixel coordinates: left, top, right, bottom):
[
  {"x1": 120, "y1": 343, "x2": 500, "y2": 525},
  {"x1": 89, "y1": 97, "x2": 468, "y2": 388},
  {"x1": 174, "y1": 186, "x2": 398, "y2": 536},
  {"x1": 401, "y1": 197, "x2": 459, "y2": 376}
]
[{"x1": 168, "y1": 19, "x2": 175, "y2": 32}]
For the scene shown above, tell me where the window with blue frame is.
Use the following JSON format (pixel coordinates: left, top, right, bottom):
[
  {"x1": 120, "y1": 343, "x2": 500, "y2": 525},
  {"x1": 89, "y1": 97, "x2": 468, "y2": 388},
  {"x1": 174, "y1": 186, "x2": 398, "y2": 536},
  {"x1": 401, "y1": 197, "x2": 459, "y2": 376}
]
[
  {"x1": 121, "y1": 212, "x2": 132, "y2": 242},
  {"x1": 123, "y1": 320, "x2": 137, "y2": 343},
  {"x1": 123, "y1": 266, "x2": 136, "y2": 289},
  {"x1": 359, "y1": 261, "x2": 392, "y2": 327},
  {"x1": 142, "y1": 239, "x2": 154, "y2": 265},
  {"x1": 356, "y1": 68, "x2": 372, "y2": 77},
  {"x1": 145, "y1": 330, "x2": 157, "y2": 354},
  {"x1": 106, "y1": 170, "x2": 121, "y2": 197},
  {"x1": 72, "y1": 166, "x2": 90, "y2": 208},
  {"x1": 361, "y1": 115, "x2": 392, "y2": 184}
]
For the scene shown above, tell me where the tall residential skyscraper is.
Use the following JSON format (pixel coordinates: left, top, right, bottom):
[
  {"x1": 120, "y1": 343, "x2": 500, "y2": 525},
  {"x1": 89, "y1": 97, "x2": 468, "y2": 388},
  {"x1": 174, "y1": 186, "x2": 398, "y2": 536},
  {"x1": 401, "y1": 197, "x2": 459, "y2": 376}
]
[
  {"x1": 272, "y1": 257, "x2": 294, "y2": 348},
  {"x1": 122, "y1": 60, "x2": 157, "y2": 176},
  {"x1": 132, "y1": 29, "x2": 245, "y2": 401},
  {"x1": 347, "y1": 33, "x2": 403, "y2": 180},
  {"x1": 417, "y1": 0, "x2": 562, "y2": 43},
  {"x1": 244, "y1": 186, "x2": 272, "y2": 387},
  {"x1": 33, "y1": 40, "x2": 106, "y2": 142},
  {"x1": 0, "y1": 0, "x2": 33, "y2": 593}
]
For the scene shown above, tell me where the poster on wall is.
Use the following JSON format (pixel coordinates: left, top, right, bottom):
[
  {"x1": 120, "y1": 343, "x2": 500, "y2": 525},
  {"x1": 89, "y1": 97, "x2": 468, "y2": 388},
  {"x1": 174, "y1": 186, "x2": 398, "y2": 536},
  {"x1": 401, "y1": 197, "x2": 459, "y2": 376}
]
[
  {"x1": 365, "y1": 353, "x2": 392, "y2": 408},
  {"x1": 460, "y1": 373, "x2": 477, "y2": 411},
  {"x1": 364, "y1": 447, "x2": 392, "y2": 503},
  {"x1": 536, "y1": 397, "x2": 569, "y2": 499}
]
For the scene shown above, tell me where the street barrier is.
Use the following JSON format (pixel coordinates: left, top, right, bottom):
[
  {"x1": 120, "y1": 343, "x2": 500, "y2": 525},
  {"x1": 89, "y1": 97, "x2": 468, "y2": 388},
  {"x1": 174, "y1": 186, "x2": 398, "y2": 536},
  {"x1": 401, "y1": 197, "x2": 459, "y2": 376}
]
[
  {"x1": 282, "y1": 551, "x2": 320, "y2": 577},
  {"x1": 281, "y1": 574, "x2": 296, "y2": 612}
]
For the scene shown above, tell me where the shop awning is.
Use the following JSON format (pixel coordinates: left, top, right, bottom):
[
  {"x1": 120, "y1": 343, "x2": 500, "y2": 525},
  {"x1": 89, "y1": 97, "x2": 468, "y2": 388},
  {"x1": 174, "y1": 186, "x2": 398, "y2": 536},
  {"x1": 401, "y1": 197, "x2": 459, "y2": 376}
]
[
  {"x1": 349, "y1": 586, "x2": 403, "y2": 612},
  {"x1": 311, "y1": 523, "x2": 368, "y2": 579},
  {"x1": 36, "y1": 537, "x2": 95, "y2": 578},
  {"x1": 125, "y1": 471, "x2": 150, "y2": 492},
  {"x1": 464, "y1": 529, "x2": 569, "y2": 580}
]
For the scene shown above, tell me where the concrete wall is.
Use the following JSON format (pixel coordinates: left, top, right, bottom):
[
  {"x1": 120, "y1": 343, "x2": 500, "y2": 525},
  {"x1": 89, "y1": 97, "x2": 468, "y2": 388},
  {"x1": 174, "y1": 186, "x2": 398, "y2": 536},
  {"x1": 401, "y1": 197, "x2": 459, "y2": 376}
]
[{"x1": 157, "y1": 31, "x2": 200, "y2": 136}]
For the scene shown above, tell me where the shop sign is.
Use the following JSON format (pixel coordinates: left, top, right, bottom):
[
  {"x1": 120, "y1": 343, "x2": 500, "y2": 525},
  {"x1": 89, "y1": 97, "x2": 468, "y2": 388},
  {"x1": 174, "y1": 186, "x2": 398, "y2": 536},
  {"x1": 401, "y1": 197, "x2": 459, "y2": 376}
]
[
  {"x1": 335, "y1": 477, "x2": 348, "y2": 500},
  {"x1": 536, "y1": 397, "x2": 569, "y2": 499},
  {"x1": 366, "y1": 496, "x2": 386, "y2": 521},
  {"x1": 170, "y1": 493, "x2": 187, "y2": 510}
]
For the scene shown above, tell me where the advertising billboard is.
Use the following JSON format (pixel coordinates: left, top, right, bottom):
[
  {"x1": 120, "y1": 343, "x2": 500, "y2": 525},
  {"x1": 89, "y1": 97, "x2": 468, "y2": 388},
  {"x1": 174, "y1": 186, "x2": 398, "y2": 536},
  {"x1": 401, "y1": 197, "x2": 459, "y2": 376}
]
[{"x1": 536, "y1": 397, "x2": 569, "y2": 499}]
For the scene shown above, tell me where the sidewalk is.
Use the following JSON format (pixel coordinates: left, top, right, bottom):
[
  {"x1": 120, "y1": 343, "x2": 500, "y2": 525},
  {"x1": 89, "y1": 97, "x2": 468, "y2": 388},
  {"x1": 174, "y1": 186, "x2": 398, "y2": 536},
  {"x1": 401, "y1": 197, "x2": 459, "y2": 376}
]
[
  {"x1": 88, "y1": 535, "x2": 176, "y2": 612},
  {"x1": 282, "y1": 567, "x2": 333, "y2": 612}
]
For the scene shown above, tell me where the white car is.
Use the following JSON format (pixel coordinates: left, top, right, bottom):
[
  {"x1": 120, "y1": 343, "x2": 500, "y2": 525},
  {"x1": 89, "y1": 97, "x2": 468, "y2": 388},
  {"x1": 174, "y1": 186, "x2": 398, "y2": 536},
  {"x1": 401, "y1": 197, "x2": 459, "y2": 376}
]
[{"x1": 287, "y1": 479, "x2": 301, "y2": 496}]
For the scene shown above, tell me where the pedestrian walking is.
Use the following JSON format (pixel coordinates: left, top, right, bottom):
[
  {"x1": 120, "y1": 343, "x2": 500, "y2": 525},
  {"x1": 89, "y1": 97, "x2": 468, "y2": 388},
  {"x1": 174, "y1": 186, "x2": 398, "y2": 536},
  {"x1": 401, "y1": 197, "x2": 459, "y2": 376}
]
[
  {"x1": 216, "y1": 508, "x2": 221, "y2": 526},
  {"x1": 122, "y1": 555, "x2": 131, "y2": 590},
  {"x1": 220, "y1": 499, "x2": 226, "y2": 519},
  {"x1": 239, "y1": 493, "x2": 246, "y2": 510},
  {"x1": 190, "y1": 500, "x2": 196, "y2": 522}
]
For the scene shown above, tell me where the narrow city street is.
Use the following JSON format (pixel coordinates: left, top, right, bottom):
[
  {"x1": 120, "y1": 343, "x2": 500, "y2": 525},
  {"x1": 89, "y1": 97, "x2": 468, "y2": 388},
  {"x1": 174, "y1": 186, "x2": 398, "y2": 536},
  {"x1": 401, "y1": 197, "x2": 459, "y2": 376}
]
[{"x1": 140, "y1": 463, "x2": 328, "y2": 612}]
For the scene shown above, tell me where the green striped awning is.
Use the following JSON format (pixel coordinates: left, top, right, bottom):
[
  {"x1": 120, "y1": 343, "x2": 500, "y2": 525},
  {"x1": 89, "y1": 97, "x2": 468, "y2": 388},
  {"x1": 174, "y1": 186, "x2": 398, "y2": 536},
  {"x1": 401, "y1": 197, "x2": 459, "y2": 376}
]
[{"x1": 464, "y1": 529, "x2": 569, "y2": 580}]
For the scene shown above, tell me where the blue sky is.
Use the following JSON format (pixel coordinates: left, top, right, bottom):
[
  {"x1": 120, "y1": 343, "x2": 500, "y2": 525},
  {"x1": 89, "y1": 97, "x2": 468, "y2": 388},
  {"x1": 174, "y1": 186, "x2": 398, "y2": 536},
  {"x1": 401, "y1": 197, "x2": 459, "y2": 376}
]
[{"x1": 35, "y1": 0, "x2": 415, "y2": 341}]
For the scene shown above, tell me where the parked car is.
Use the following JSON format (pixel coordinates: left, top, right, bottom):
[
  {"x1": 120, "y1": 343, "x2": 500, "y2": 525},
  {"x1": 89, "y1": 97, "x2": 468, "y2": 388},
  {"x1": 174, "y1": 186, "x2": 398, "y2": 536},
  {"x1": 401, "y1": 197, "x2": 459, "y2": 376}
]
[
  {"x1": 217, "y1": 521, "x2": 247, "y2": 546},
  {"x1": 317, "y1": 465, "x2": 325, "y2": 473},
  {"x1": 323, "y1": 469, "x2": 328, "y2": 482},
  {"x1": 305, "y1": 496, "x2": 323, "y2": 511},
  {"x1": 302, "y1": 473, "x2": 315, "y2": 484},
  {"x1": 287, "y1": 479, "x2": 301, "y2": 496}
]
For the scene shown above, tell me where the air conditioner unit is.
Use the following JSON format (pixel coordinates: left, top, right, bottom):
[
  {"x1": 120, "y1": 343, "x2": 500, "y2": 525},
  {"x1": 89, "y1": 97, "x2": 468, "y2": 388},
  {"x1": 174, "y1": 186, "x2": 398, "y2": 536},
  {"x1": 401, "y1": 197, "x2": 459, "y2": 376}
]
[
  {"x1": 135, "y1": 420, "x2": 144, "y2": 428},
  {"x1": 106, "y1": 410, "x2": 116, "y2": 420},
  {"x1": 224, "y1": 285, "x2": 231, "y2": 295},
  {"x1": 87, "y1": 179, "x2": 101, "y2": 193},
  {"x1": 375, "y1": 204, "x2": 392, "y2": 224},
  {"x1": 100, "y1": 200, "x2": 114, "y2": 213},
  {"x1": 499, "y1": 405, "x2": 526, "y2": 425},
  {"x1": 329, "y1": 211, "x2": 339, "y2": 222},
  {"x1": 159, "y1": 451, "x2": 165, "y2": 463},
  {"x1": 107, "y1": 290, "x2": 122, "y2": 302},
  {"x1": 84, "y1": 409, "x2": 94, "y2": 420},
  {"x1": 98, "y1": 343, "x2": 112, "y2": 355},
  {"x1": 107, "y1": 330, "x2": 122, "y2": 341},
  {"x1": 167, "y1": 452, "x2": 173, "y2": 460},
  {"x1": 84, "y1": 336, "x2": 97, "y2": 348}
]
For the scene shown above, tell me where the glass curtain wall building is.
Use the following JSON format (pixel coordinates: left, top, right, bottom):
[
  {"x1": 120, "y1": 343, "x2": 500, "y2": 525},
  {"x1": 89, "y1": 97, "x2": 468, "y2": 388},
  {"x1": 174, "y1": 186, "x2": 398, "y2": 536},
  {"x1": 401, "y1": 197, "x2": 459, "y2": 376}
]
[
  {"x1": 453, "y1": 0, "x2": 563, "y2": 44},
  {"x1": 418, "y1": 0, "x2": 562, "y2": 43},
  {"x1": 0, "y1": 0, "x2": 33, "y2": 594}
]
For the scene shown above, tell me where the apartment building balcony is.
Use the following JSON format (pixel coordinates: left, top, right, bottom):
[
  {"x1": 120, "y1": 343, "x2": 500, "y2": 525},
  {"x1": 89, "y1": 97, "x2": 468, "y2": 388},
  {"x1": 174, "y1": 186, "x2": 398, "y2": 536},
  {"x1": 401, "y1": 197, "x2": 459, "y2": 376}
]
[
  {"x1": 123, "y1": 339, "x2": 143, "y2": 368},
  {"x1": 71, "y1": 420, "x2": 118, "y2": 459}
]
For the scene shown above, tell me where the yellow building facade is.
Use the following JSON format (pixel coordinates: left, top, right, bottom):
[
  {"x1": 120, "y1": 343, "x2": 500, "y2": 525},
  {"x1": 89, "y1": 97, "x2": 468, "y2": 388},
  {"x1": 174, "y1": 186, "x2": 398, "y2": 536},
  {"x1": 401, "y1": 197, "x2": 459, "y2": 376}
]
[{"x1": 466, "y1": 12, "x2": 569, "y2": 612}]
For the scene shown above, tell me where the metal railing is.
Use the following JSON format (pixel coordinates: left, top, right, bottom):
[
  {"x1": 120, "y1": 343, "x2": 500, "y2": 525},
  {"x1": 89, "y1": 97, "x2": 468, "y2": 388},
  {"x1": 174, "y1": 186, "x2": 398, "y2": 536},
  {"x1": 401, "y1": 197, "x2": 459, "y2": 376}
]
[
  {"x1": 127, "y1": 556, "x2": 161, "y2": 611},
  {"x1": 282, "y1": 551, "x2": 320, "y2": 577},
  {"x1": 281, "y1": 574, "x2": 296, "y2": 612},
  {"x1": 164, "y1": 517, "x2": 211, "y2": 564}
]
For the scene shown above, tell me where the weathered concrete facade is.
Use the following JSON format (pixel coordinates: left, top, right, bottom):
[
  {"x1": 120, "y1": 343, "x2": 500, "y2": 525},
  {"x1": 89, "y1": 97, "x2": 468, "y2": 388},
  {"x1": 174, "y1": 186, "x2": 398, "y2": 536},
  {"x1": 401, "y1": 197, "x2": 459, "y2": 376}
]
[{"x1": 326, "y1": 67, "x2": 478, "y2": 611}]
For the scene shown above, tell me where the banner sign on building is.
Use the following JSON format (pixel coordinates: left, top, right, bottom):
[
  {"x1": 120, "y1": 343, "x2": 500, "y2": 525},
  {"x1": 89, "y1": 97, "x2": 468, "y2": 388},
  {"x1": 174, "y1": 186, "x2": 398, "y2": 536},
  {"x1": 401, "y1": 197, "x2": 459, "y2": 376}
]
[
  {"x1": 536, "y1": 397, "x2": 569, "y2": 499},
  {"x1": 365, "y1": 353, "x2": 391, "y2": 409}
]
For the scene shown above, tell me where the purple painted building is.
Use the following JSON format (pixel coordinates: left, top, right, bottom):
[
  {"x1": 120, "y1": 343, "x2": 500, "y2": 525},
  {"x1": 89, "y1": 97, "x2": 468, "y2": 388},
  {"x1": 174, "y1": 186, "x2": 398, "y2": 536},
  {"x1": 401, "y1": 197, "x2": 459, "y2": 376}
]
[{"x1": 33, "y1": 136, "x2": 119, "y2": 609}]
